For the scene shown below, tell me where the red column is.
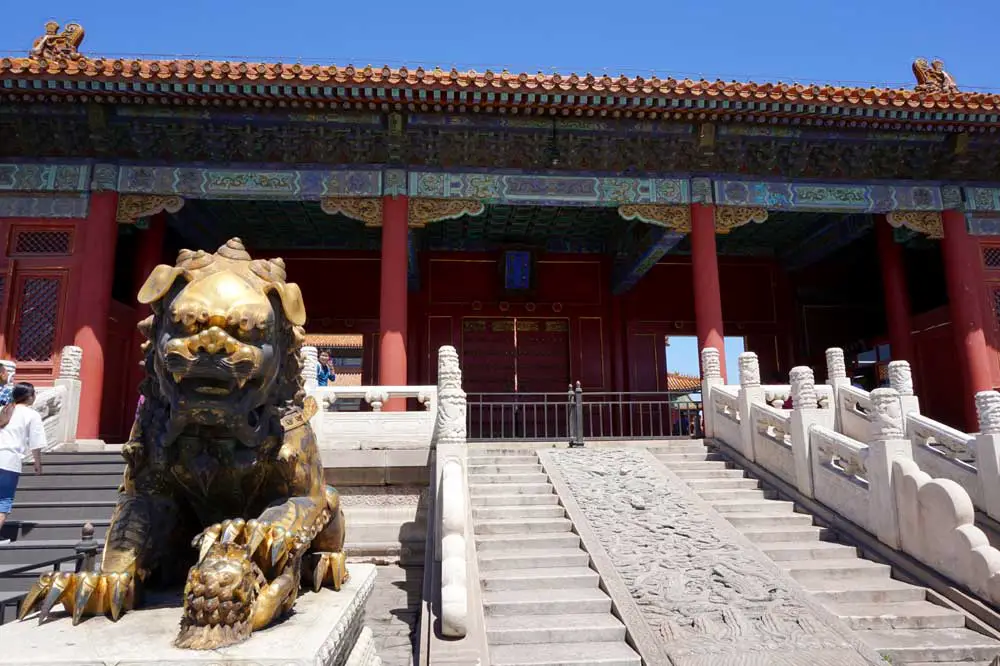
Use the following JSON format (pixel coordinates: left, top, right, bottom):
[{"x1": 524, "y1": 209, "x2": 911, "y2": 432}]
[
  {"x1": 690, "y1": 204, "x2": 726, "y2": 381},
  {"x1": 942, "y1": 209, "x2": 993, "y2": 429},
  {"x1": 127, "y1": 215, "x2": 167, "y2": 412},
  {"x1": 875, "y1": 216, "x2": 915, "y2": 363},
  {"x1": 379, "y1": 196, "x2": 408, "y2": 410},
  {"x1": 73, "y1": 192, "x2": 120, "y2": 440}
]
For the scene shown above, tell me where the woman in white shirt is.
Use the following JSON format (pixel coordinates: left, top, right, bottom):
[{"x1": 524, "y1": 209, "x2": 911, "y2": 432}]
[{"x1": 0, "y1": 383, "x2": 46, "y2": 545}]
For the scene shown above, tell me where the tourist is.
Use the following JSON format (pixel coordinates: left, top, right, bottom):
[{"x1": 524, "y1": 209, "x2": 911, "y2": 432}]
[
  {"x1": 0, "y1": 383, "x2": 46, "y2": 545},
  {"x1": 317, "y1": 350, "x2": 336, "y2": 387},
  {"x1": 0, "y1": 363, "x2": 12, "y2": 406}
]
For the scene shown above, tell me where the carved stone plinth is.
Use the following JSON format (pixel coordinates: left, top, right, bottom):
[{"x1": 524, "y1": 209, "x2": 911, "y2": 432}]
[{"x1": 1, "y1": 564, "x2": 380, "y2": 666}]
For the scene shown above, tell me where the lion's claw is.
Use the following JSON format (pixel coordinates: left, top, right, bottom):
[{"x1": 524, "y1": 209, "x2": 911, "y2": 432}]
[
  {"x1": 193, "y1": 519, "x2": 303, "y2": 573},
  {"x1": 19, "y1": 571, "x2": 135, "y2": 624},
  {"x1": 306, "y1": 552, "x2": 349, "y2": 592}
]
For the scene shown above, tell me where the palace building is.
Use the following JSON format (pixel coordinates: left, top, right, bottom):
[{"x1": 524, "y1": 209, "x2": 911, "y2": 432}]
[{"x1": 1, "y1": 23, "x2": 999, "y2": 440}]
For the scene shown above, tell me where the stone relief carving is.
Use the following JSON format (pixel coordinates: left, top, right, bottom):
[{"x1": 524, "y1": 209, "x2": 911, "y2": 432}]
[
  {"x1": 700, "y1": 347, "x2": 721, "y2": 380},
  {"x1": 887, "y1": 360, "x2": 914, "y2": 396},
  {"x1": 435, "y1": 346, "x2": 467, "y2": 447},
  {"x1": 869, "y1": 388, "x2": 904, "y2": 441},
  {"x1": 737, "y1": 351, "x2": 760, "y2": 388},
  {"x1": 825, "y1": 347, "x2": 847, "y2": 381},
  {"x1": 58, "y1": 345, "x2": 83, "y2": 380},
  {"x1": 543, "y1": 449, "x2": 884, "y2": 665},
  {"x1": 790, "y1": 366, "x2": 818, "y2": 410},
  {"x1": 976, "y1": 391, "x2": 1000, "y2": 436}
]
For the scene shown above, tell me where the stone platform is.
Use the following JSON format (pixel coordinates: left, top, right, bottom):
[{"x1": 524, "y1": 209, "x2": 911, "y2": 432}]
[
  {"x1": 541, "y1": 448, "x2": 889, "y2": 666},
  {"x1": 3, "y1": 563, "x2": 379, "y2": 666}
]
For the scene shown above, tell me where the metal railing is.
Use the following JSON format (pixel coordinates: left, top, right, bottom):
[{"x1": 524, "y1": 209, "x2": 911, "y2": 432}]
[
  {"x1": 0, "y1": 523, "x2": 100, "y2": 625},
  {"x1": 466, "y1": 385, "x2": 702, "y2": 443}
]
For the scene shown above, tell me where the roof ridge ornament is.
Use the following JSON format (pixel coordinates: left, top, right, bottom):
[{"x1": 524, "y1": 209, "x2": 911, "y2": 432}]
[
  {"x1": 912, "y1": 58, "x2": 958, "y2": 94},
  {"x1": 29, "y1": 21, "x2": 85, "y2": 61}
]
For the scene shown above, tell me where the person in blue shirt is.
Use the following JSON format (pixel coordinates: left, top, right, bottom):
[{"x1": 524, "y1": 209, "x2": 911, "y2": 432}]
[
  {"x1": 0, "y1": 364, "x2": 12, "y2": 407},
  {"x1": 317, "y1": 350, "x2": 335, "y2": 387}
]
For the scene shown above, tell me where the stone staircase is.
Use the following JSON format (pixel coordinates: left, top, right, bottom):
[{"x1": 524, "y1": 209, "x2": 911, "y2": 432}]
[
  {"x1": 468, "y1": 448, "x2": 641, "y2": 666},
  {"x1": 0, "y1": 452, "x2": 120, "y2": 623},
  {"x1": 653, "y1": 439, "x2": 1000, "y2": 665}
]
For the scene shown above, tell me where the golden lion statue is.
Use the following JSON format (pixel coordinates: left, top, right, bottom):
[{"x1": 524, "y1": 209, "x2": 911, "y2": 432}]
[{"x1": 19, "y1": 238, "x2": 347, "y2": 649}]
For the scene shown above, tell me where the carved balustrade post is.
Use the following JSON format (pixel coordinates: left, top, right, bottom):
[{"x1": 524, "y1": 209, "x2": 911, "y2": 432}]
[
  {"x1": 888, "y1": 360, "x2": 921, "y2": 429},
  {"x1": 435, "y1": 345, "x2": 469, "y2": 637},
  {"x1": 975, "y1": 391, "x2": 1000, "y2": 522},
  {"x1": 54, "y1": 346, "x2": 83, "y2": 447},
  {"x1": 300, "y1": 345, "x2": 318, "y2": 391},
  {"x1": 865, "y1": 388, "x2": 913, "y2": 549},
  {"x1": 700, "y1": 347, "x2": 724, "y2": 439},
  {"x1": 787, "y1": 366, "x2": 835, "y2": 499},
  {"x1": 736, "y1": 352, "x2": 763, "y2": 461},
  {"x1": 825, "y1": 347, "x2": 849, "y2": 431}
]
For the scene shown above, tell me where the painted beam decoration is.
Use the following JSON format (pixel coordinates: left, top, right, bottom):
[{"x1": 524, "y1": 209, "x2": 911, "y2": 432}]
[
  {"x1": 0, "y1": 193, "x2": 90, "y2": 218},
  {"x1": 0, "y1": 163, "x2": 91, "y2": 192},
  {"x1": 713, "y1": 179, "x2": 944, "y2": 213},
  {"x1": 612, "y1": 226, "x2": 686, "y2": 294},
  {"x1": 409, "y1": 171, "x2": 689, "y2": 207},
  {"x1": 117, "y1": 166, "x2": 382, "y2": 200}
]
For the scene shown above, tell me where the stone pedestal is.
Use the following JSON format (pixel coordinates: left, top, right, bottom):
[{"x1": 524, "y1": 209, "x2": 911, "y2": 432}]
[{"x1": 3, "y1": 564, "x2": 380, "y2": 666}]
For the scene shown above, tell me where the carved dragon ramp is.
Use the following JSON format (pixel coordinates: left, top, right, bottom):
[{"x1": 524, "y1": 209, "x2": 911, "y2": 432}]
[
  {"x1": 540, "y1": 448, "x2": 886, "y2": 666},
  {"x1": 18, "y1": 238, "x2": 349, "y2": 650}
]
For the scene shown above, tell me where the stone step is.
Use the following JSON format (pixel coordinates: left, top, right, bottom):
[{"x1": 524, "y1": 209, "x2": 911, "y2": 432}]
[
  {"x1": 481, "y1": 567, "x2": 599, "y2": 592},
  {"x1": 695, "y1": 489, "x2": 771, "y2": 501},
  {"x1": 780, "y1": 558, "x2": 891, "y2": 581},
  {"x1": 12, "y1": 486, "x2": 119, "y2": 502},
  {"x1": 833, "y1": 601, "x2": 966, "y2": 630},
  {"x1": 472, "y1": 493, "x2": 561, "y2": 507},
  {"x1": 473, "y1": 505, "x2": 566, "y2": 520},
  {"x1": 685, "y1": 477, "x2": 760, "y2": 490},
  {"x1": 27, "y1": 460, "x2": 124, "y2": 474},
  {"x1": 663, "y1": 460, "x2": 729, "y2": 471},
  {"x1": 804, "y1": 578, "x2": 927, "y2": 604},
  {"x1": 469, "y1": 483, "x2": 553, "y2": 496},
  {"x1": 475, "y1": 518, "x2": 573, "y2": 535},
  {"x1": 490, "y1": 641, "x2": 640, "y2": 666},
  {"x1": 756, "y1": 541, "x2": 858, "y2": 561},
  {"x1": 740, "y1": 525, "x2": 830, "y2": 543},
  {"x1": 655, "y1": 452, "x2": 723, "y2": 462},
  {"x1": 36, "y1": 453, "x2": 124, "y2": 464},
  {"x1": 468, "y1": 473, "x2": 550, "y2": 484},
  {"x1": 710, "y1": 499, "x2": 797, "y2": 514},
  {"x1": 468, "y1": 456, "x2": 540, "y2": 466},
  {"x1": 1, "y1": 518, "x2": 110, "y2": 541},
  {"x1": 8, "y1": 500, "x2": 117, "y2": 521},
  {"x1": 478, "y1": 548, "x2": 590, "y2": 572},
  {"x1": 723, "y1": 512, "x2": 815, "y2": 528},
  {"x1": 0, "y1": 562, "x2": 54, "y2": 592},
  {"x1": 862, "y1": 627, "x2": 1000, "y2": 663},
  {"x1": 0, "y1": 539, "x2": 94, "y2": 565},
  {"x1": 672, "y1": 469, "x2": 746, "y2": 480},
  {"x1": 477, "y1": 533, "x2": 581, "y2": 552},
  {"x1": 487, "y1": 613, "x2": 626, "y2": 645},
  {"x1": 484, "y1": 588, "x2": 611, "y2": 616},
  {"x1": 468, "y1": 464, "x2": 544, "y2": 475},
  {"x1": 648, "y1": 442, "x2": 707, "y2": 453},
  {"x1": 17, "y1": 472, "x2": 123, "y2": 489}
]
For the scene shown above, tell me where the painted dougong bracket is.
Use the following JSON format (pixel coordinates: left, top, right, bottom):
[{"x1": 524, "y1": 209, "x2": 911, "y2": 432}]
[
  {"x1": 116, "y1": 194, "x2": 184, "y2": 224},
  {"x1": 320, "y1": 196, "x2": 485, "y2": 228}
]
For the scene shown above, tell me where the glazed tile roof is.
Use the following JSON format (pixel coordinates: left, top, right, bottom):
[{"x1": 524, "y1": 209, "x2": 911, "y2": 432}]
[
  {"x1": 5, "y1": 24, "x2": 996, "y2": 129},
  {"x1": 666, "y1": 372, "x2": 701, "y2": 393},
  {"x1": 304, "y1": 333, "x2": 363, "y2": 349},
  {"x1": 3, "y1": 55, "x2": 996, "y2": 112}
]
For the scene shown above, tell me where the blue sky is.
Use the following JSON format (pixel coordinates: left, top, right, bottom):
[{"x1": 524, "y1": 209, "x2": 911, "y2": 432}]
[
  {"x1": 668, "y1": 336, "x2": 744, "y2": 382},
  {"x1": 3, "y1": 1, "x2": 999, "y2": 93}
]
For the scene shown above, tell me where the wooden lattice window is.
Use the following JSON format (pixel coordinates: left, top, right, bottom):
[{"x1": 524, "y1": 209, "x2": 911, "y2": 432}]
[
  {"x1": 14, "y1": 277, "x2": 60, "y2": 362},
  {"x1": 984, "y1": 246, "x2": 1000, "y2": 270},
  {"x1": 10, "y1": 230, "x2": 72, "y2": 256}
]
